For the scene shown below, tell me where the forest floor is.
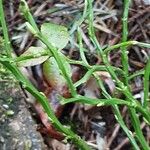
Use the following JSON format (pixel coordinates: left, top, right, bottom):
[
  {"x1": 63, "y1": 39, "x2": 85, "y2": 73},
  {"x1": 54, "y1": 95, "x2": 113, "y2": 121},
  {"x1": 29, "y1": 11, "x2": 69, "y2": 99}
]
[{"x1": 0, "y1": 0, "x2": 150, "y2": 150}]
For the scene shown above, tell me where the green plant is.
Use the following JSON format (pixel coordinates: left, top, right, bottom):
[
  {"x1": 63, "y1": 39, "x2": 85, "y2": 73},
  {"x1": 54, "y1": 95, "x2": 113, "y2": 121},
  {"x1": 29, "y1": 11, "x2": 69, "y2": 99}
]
[{"x1": 0, "y1": 0, "x2": 150, "y2": 150}]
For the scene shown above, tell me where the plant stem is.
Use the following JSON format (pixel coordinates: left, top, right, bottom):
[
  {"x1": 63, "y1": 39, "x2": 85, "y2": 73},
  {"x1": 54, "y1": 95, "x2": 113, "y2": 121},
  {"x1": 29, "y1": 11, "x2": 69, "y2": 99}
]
[
  {"x1": 76, "y1": 15, "x2": 138, "y2": 146},
  {"x1": 0, "y1": 0, "x2": 12, "y2": 58},
  {"x1": 122, "y1": 1, "x2": 150, "y2": 149},
  {"x1": 61, "y1": 96, "x2": 131, "y2": 105},
  {"x1": 128, "y1": 70, "x2": 144, "y2": 80},
  {"x1": 143, "y1": 58, "x2": 150, "y2": 109},
  {"x1": 91, "y1": 74, "x2": 138, "y2": 148},
  {"x1": 76, "y1": 5, "x2": 139, "y2": 148},
  {"x1": 38, "y1": 34, "x2": 77, "y2": 97},
  {"x1": 74, "y1": 65, "x2": 124, "y2": 87},
  {"x1": 77, "y1": 27, "x2": 89, "y2": 66},
  {"x1": 121, "y1": 0, "x2": 130, "y2": 86},
  {"x1": 20, "y1": 0, "x2": 39, "y2": 32},
  {"x1": 0, "y1": 1, "x2": 90, "y2": 149},
  {"x1": 104, "y1": 41, "x2": 136, "y2": 54},
  {"x1": 61, "y1": 95, "x2": 150, "y2": 123},
  {"x1": 73, "y1": 0, "x2": 139, "y2": 149},
  {"x1": 69, "y1": 0, "x2": 88, "y2": 34},
  {"x1": 105, "y1": 51, "x2": 150, "y2": 149},
  {"x1": 87, "y1": 0, "x2": 150, "y2": 149},
  {"x1": 104, "y1": 40, "x2": 150, "y2": 57},
  {"x1": 129, "y1": 108, "x2": 150, "y2": 150},
  {"x1": 20, "y1": 0, "x2": 77, "y2": 97},
  {"x1": 0, "y1": 59, "x2": 91, "y2": 150}
]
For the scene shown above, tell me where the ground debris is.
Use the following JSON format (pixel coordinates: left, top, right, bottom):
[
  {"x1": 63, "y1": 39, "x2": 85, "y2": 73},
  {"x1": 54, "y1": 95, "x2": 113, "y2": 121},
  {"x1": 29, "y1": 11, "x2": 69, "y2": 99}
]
[{"x1": 0, "y1": 68, "x2": 47, "y2": 150}]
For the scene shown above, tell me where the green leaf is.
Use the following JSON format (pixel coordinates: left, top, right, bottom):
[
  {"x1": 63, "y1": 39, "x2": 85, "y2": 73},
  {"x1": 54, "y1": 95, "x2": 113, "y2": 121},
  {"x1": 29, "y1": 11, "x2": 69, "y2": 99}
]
[
  {"x1": 43, "y1": 57, "x2": 66, "y2": 90},
  {"x1": 16, "y1": 46, "x2": 50, "y2": 67},
  {"x1": 41, "y1": 23, "x2": 69, "y2": 50}
]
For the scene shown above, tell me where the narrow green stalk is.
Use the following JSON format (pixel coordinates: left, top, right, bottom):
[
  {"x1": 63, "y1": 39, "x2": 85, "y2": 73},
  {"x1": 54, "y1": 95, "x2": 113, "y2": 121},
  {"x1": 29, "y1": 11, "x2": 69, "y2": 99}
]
[
  {"x1": 0, "y1": 0, "x2": 12, "y2": 57},
  {"x1": 74, "y1": 65, "x2": 124, "y2": 87},
  {"x1": 104, "y1": 41, "x2": 137, "y2": 54},
  {"x1": 20, "y1": 0, "x2": 39, "y2": 32},
  {"x1": 0, "y1": 1, "x2": 90, "y2": 149},
  {"x1": 61, "y1": 95, "x2": 150, "y2": 123},
  {"x1": 104, "y1": 40, "x2": 150, "y2": 56},
  {"x1": 20, "y1": 0, "x2": 77, "y2": 97},
  {"x1": 143, "y1": 59, "x2": 150, "y2": 108},
  {"x1": 87, "y1": 0, "x2": 149, "y2": 149},
  {"x1": 70, "y1": 0, "x2": 88, "y2": 34},
  {"x1": 103, "y1": 48, "x2": 150, "y2": 149},
  {"x1": 38, "y1": 34, "x2": 77, "y2": 97},
  {"x1": 87, "y1": 0, "x2": 102, "y2": 57},
  {"x1": 90, "y1": 72, "x2": 138, "y2": 149},
  {"x1": 129, "y1": 108, "x2": 150, "y2": 150},
  {"x1": 102, "y1": 55, "x2": 150, "y2": 122},
  {"x1": 77, "y1": 27, "x2": 89, "y2": 66},
  {"x1": 0, "y1": 59, "x2": 90, "y2": 150},
  {"x1": 73, "y1": 1, "x2": 139, "y2": 149},
  {"x1": 69, "y1": 67, "x2": 140, "y2": 149},
  {"x1": 122, "y1": 1, "x2": 150, "y2": 149},
  {"x1": 61, "y1": 96, "x2": 131, "y2": 106},
  {"x1": 77, "y1": 24, "x2": 111, "y2": 99},
  {"x1": 112, "y1": 106, "x2": 139, "y2": 150},
  {"x1": 121, "y1": 0, "x2": 130, "y2": 86},
  {"x1": 66, "y1": 58, "x2": 86, "y2": 66},
  {"x1": 128, "y1": 70, "x2": 144, "y2": 80}
]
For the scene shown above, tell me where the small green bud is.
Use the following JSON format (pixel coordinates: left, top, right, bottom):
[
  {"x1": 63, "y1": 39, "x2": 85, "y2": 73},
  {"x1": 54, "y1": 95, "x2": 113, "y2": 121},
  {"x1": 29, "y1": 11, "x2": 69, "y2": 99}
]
[{"x1": 19, "y1": 0, "x2": 29, "y2": 15}]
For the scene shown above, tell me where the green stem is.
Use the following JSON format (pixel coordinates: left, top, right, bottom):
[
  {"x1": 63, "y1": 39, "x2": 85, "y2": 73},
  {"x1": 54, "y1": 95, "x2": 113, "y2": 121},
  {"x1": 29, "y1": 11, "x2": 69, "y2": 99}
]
[
  {"x1": 87, "y1": 0, "x2": 101, "y2": 57},
  {"x1": 20, "y1": 0, "x2": 39, "y2": 32},
  {"x1": 122, "y1": 2, "x2": 149, "y2": 149},
  {"x1": 87, "y1": 0, "x2": 149, "y2": 149},
  {"x1": 75, "y1": 2, "x2": 139, "y2": 147},
  {"x1": 121, "y1": 0, "x2": 130, "y2": 86},
  {"x1": 112, "y1": 106, "x2": 139, "y2": 150},
  {"x1": 69, "y1": 0, "x2": 88, "y2": 34},
  {"x1": 76, "y1": 12, "x2": 139, "y2": 149},
  {"x1": 104, "y1": 41, "x2": 150, "y2": 55},
  {"x1": 61, "y1": 96, "x2": 132, "y2": 106},
  {"x1": 143, "y1": 58, "x2": 150, "y2": 108},
  {"x1": 91, "y1": 74, "x2": 139, "y2": 149},
  {"x1": 103, "y1": 48, "x2": 150, "y2": 149},
  {"x1": 77, "y1": 27, "x2": 89, "y2": 66},
  {"x1": 20, "y1": 0, "x2": 77, "y2": 97},
  {"x1": 38, "y1": 34, "x2": 77, "y2": 97},
  {"x1": 84, "y1": 1, "x2": 140, "y2": 149},
  {"x1": 74, "y1": 65, "x2": 124, "y2": 87},
  {"x1": 0, "y1": 59, "x2": 90, "y2": 150},
  {"x1": 60, "y1": 95, "x2": 150, "y2": 123},
  {"x1": 128, "y1": 70, "x2": 144, "y2": 80},
  {"x1": 0, "y1": 1, "x2": 90, "y2": 149},
  {"x1": 104, "y1": 41, "x2": 136, "y2": 54},
  {"x1": 129, "y1": 108, "x2": 150, "y2": 150},
  {"x1": 0, "y1": 0, "x2": 12, "y2": 58}
]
